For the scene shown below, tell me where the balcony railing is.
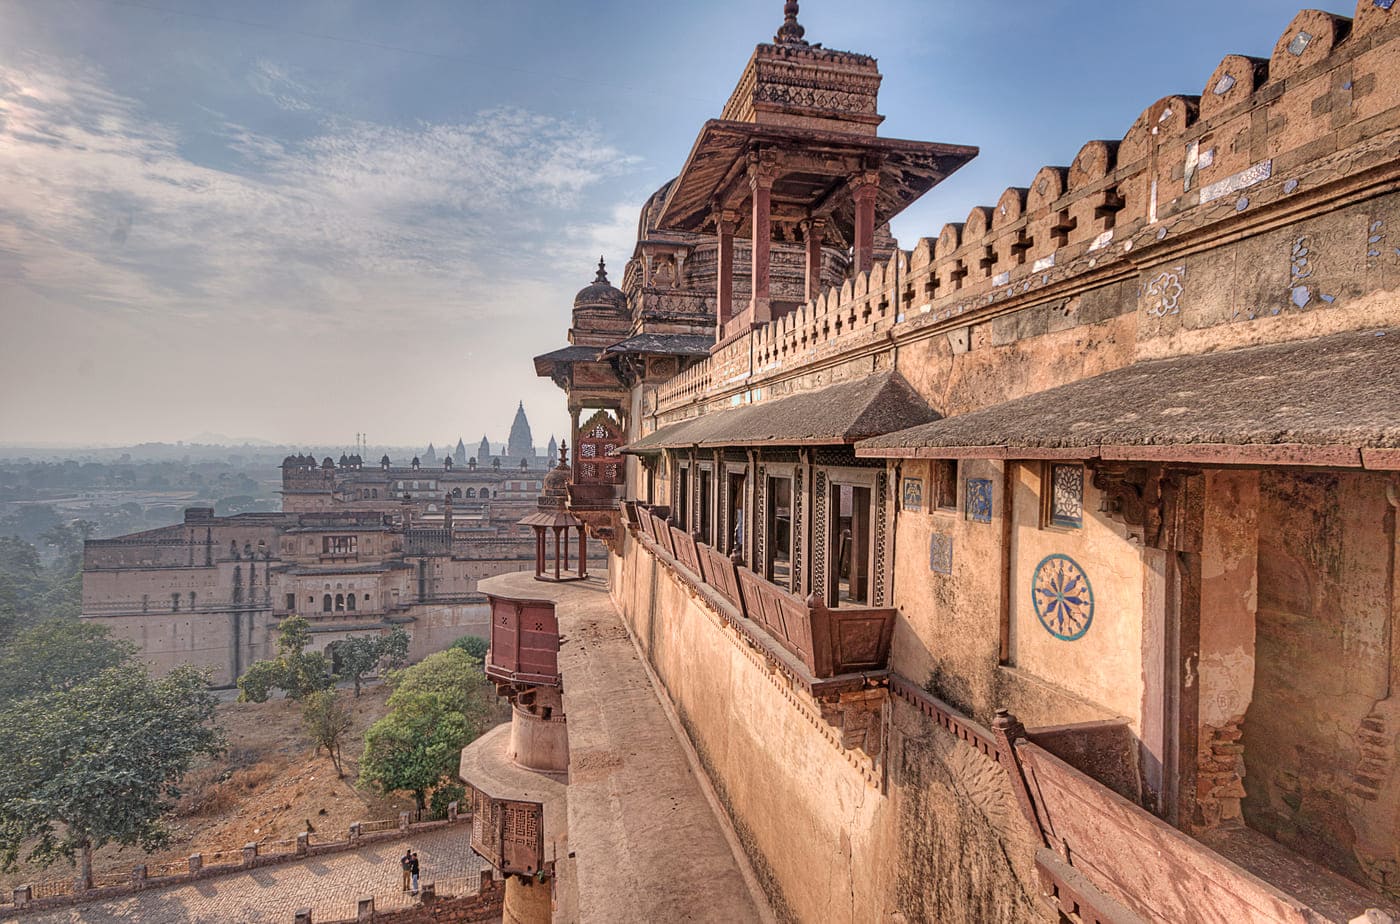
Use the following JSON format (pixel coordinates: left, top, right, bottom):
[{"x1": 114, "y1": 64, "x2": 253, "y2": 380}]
[
  {"x1": 630, "y1": 503, "x2": 895, "y2": 680},
  {"x1": 1000, "y1": 717, "x2": 1399, "y2": 924}
]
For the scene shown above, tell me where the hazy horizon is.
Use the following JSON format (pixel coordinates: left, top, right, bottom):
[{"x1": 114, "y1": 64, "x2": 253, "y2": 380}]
[{"x1": 1, "y1": 0, "x2": 1351, "y2": 445}]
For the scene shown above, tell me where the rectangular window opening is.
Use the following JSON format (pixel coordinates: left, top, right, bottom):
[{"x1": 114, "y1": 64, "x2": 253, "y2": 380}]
[
  {"x1": 765, "y1": 475, "x2": 794, "y2": 592},
  {"x1": 831, "y1": 482, "x2": 873, "y2": 606}
]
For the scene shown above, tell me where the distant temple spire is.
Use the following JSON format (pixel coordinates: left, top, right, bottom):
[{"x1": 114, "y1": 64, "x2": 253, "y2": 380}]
[
  {"x1": 507, "y1": 401, "x2": 534, "y2": 462},
  {"x1": 775, "y1": 0, "x2": 807, "y2": 45}
]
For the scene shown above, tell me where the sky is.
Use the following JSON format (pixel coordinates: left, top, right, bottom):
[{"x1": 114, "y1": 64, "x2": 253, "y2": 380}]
[{"x1": 0, "y1": 0, "x2": 1358, "y2": 450}]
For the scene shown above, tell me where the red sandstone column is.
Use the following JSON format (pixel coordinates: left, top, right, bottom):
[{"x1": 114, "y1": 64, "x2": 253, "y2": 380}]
[
  {"x1": 851, "y1": 171, "x2": 880, "y2": 275},
  {"x1": 714, "y1": 209, "x2": 738, "y2": 342},
  {"x1": 802, "y1": 217, "x2": 826, "y2": 303},
  {"x1": 749, "y1": 153, "x2": 779, "y2": 324}
]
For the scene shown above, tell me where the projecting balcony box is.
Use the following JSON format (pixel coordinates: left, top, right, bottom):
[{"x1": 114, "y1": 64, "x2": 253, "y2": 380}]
[
  {"x1": 484, "y1": 593, "x2": 560, "y2": 689},
  {"x1": 854, "y1": 328, "x2": 1400, "y2": 468},
  {"x1": 625, "y1": 371, "x2": 935, "y2": 683}
]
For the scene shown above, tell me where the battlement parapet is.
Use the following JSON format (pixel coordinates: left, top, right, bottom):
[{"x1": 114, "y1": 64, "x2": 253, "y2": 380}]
[{"x1": 653, "y1": 2, "x2": 1400, "y2": 419}]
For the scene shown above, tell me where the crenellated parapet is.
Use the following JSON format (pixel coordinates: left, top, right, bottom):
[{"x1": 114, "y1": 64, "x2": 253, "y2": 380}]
[{"x1": 652, "y1": 1, "x2": 1400, "y2": 420}]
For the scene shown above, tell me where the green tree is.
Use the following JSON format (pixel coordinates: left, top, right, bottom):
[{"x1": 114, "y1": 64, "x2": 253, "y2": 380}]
[
  {"x1": 302, "y1": 690, "x2": 354, "y2": 778},
  {"x1": 359, "y1": 692, "x2": 470, "y2": 815},
  {"x1": 0, "y1": 621, "x2": 136, "y2": 701},
  {"x1": 0, "y1": 664, "x2": 223, "y2": 887},
  {"x1": 235, "y1": 616, "x2": 332, "y2": 702},
  {"x1": 234, "y1": 659, "x2": 285, "y2": 704},
  {"x1": 449, "y1": 634, "x2": 489, "y2": 664},
  {"x1": 359, "y1": 650, "x2": 493, "y2": 815},
  {"x1": 333, "y1": 637, "x2": 380, "y2": 698},
  {"x1": 387, "y1": 648, "x2": 492, "y2": 730},
  {"x1": 378, "y1": 627, "x2": 410, "y2": 671}
]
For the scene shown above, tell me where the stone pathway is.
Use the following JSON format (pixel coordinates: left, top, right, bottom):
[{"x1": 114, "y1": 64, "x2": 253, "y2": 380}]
[{"x1": 7, "y1": 823, "x2": 485, "y2": 924}]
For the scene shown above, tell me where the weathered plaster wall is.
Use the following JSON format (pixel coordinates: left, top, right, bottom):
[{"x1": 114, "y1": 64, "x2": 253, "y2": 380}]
[
  {"x1": 1244, "y1": 469, "x2": 1398, "y2": 895},
  {"x1": 612, "y1": 534, "x2": 1053, "y2": 923},
  {"x1": 888, "y1": 698, "x2": 1046, "y2": 924},
  {"x1": 87, "y1": 607, "x2": 276, "y2": 687},
  {"x1": 1008, "y1": 463, "x2": 1145, "y2": 724},
  {"x1": 612, "y1": 537, "x2": 896, "y2": 924},
  {"x1": 405, "y1": 601, "x2": 490, "y2": 660}
]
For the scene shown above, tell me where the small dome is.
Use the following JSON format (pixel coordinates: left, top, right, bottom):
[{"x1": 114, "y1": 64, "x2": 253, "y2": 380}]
[{"x1": 573, "y1": 257, "x2": 626, "y2": 311}]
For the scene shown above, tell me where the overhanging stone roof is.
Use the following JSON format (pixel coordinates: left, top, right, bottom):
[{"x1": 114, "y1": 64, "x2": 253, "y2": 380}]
[
  {"x1": 655, "y1": 120, "x2": 977, "y2": 240},
  {"x1": 626, "y1": 371, "x2": 934, "y2": 452},
  {"x1": 855, "y1": 329, "x2": 1400, "y2": 469},
  {"x1": 602, "y1": 334, "x2": 715, "y2": 356}
]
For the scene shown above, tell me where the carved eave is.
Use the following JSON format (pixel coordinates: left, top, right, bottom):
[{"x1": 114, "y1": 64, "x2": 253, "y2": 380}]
[{"x1": 655, "y1": 120, "x2": 977, "y2": 242}]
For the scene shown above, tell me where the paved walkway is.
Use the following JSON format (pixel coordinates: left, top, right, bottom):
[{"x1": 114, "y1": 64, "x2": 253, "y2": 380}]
[
  {"x1": 476, "y1": 573, "x2": 770, "y2": 924},
  {"x1": 9, "y1": 823, "x2": 484, "y2": 924}
]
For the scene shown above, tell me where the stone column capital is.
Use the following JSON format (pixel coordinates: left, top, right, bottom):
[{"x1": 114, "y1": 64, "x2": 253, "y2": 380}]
[{"x1": 747, "y1": 149, "x2": 782, "y2": 190}]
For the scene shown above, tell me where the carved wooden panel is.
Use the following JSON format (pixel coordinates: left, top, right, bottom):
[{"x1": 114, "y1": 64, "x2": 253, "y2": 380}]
[
  {"x1": 576, "y1": 409, "x2": 623, "y2": 486},
  {"x1": 486, "y1": 594, "x2": 559, "y2": 686}
]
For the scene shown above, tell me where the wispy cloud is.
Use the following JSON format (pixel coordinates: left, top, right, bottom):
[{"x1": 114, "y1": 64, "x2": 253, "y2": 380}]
[{"x1": 0, "y1": 54, "x2": 641, "y2": 329}]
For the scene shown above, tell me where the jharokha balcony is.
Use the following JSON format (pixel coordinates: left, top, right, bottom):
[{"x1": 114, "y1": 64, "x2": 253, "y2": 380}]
[{"x1": 625, "y1": 501, "x2": 895, "y2": 682}]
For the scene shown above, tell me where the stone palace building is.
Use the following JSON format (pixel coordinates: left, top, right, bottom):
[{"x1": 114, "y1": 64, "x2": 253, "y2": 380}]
[
  {"x1": 459, "y1": 2, "x2": 1400, "y2": 922},
  {"x1": 79, "y1": 409, "x2": 573, "y2": 687}
]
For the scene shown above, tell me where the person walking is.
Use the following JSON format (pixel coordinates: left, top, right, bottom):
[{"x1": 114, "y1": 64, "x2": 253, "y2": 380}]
[
  {"x1": 400, "y1": 849, "x2": 412, "y2": 892},
  {"x1": 410, "y1": 851, "x2": 420, "y2": 894}
]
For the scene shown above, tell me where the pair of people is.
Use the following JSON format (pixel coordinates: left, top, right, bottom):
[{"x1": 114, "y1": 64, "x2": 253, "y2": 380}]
[{"x1": 399, "y1": 849, "x2": 421, "y2": 893}]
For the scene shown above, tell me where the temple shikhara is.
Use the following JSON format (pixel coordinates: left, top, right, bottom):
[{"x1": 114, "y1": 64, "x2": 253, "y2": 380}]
[{"x1": 457, "y1": 1, "x2": 1400, "y2": 922}]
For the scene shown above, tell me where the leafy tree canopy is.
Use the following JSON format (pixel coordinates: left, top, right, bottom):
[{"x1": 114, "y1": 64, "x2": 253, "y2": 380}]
[
  {"x1": 449, "y1": 634, "x2": 489, "y2": 664},
  {"x1": 360, "y1": 649, "x2": 493, "y2": 813},
  {"x1": 235, "y1": 616, "x2": 332, "y2": 702},
  {"x1": 387, "y1": 648, "x2": 491, "y2": 732},
  {"x1": 302, "y1": 690, "x2": 354, "y2": 778},
  {"x1": 0, "y1": 664, "x2": 223, "y2": 884},
  {"x1": 359, "y1": 691, "x2": 470, "y2": 813},
  {"x1": 0, "y1": 621, "x2": 136, "y2": 702}
]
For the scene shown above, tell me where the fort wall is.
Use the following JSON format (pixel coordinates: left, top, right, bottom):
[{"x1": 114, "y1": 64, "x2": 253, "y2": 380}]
[
  {"x1": 610, "y1": 533, "x2": 1051, "y2": 923},
  {"x1": 651, "y1": 5, "x2": 1400, "y2": 428}
]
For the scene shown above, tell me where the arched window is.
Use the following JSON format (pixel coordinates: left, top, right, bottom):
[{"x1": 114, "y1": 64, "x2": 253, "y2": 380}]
[
  {"x1": 323, "y1": 594, "x2": 333, "y2": 612},
  {"x1": 372, "y1": 488, "x2": 379, "y2": 498},
  {"x1": 335, "y1": 593, "x2": 345, "y2": 611},
  {"x1": 466, "y1": 488, "x2": 476, "y2": 499},
  {"x1": 452, "y1": 487, "x2": 462, "y2": 498},
  {"x1": 480, "y1": 488, "x2": 490, "y2": 499},
  {"x1": 346, "y1": 594, "x2": 356, "y2": 611}
]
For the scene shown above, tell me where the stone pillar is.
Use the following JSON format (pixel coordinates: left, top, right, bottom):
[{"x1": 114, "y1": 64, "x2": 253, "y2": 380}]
[
  {"x1": 399, "y1": 811, "x2": 411, "y2": 831},
  {"x1": 1194, "y1": 469, "x2": 1260, "y2": 830},
  {"x1": 714, "y1": 209, "x2": 738, "y2": 341},
  {"x1": 802, "y1": 217, "x2": 827, "y2": 303},
  {"x1": 188, "y1": 854, "x2": 203, "y2": 875},
  {"x1": 447, "y1": 800, "x2": 459, "y2": 822},
  {"x1": 242, "y1": 843, "x2": 258, "y2": 867},
  {"x1": 356, "y1": 897, "x2": 374, "y2": 921},
  {"x1": 748, "y1": 153, "x2": 779, "y2": 324},
  {"x1": 851, "y1": 170, "x2": 880, "y2": 275},
  {"x1": 503, "y1": 875, "x2": 552, "y2": 924},
  {"x1": 13, "y1": 886, "x2": 31, "y2": 908},
  {"x1": 674, "y1": 249, "x2": 688, "y2": 288},
  {"x1": 296, "y1": 832, "x2": 309, "y2": 856}
]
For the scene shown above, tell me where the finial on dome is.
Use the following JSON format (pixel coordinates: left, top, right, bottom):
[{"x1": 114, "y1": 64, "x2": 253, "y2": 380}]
[
  {"x1": 594, "y1": 256, "x2": 609, "y2": 285},
  {"x1": 775, "y1": 0, "x2": 807, "y2": 45}
]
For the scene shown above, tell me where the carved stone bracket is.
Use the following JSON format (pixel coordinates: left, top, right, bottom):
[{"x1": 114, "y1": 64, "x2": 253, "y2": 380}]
[
  {"x1": 1092, "y1": 463, "x2": 1152, "y2": 543},
  {"x1": 1092, "y1": 463, "x2": 1203, "y2": 552}
]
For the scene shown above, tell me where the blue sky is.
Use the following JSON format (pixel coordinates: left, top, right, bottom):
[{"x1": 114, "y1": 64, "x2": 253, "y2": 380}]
[{"x1": 0, "y1": 0, "x2": 1357, "y2": 448}]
